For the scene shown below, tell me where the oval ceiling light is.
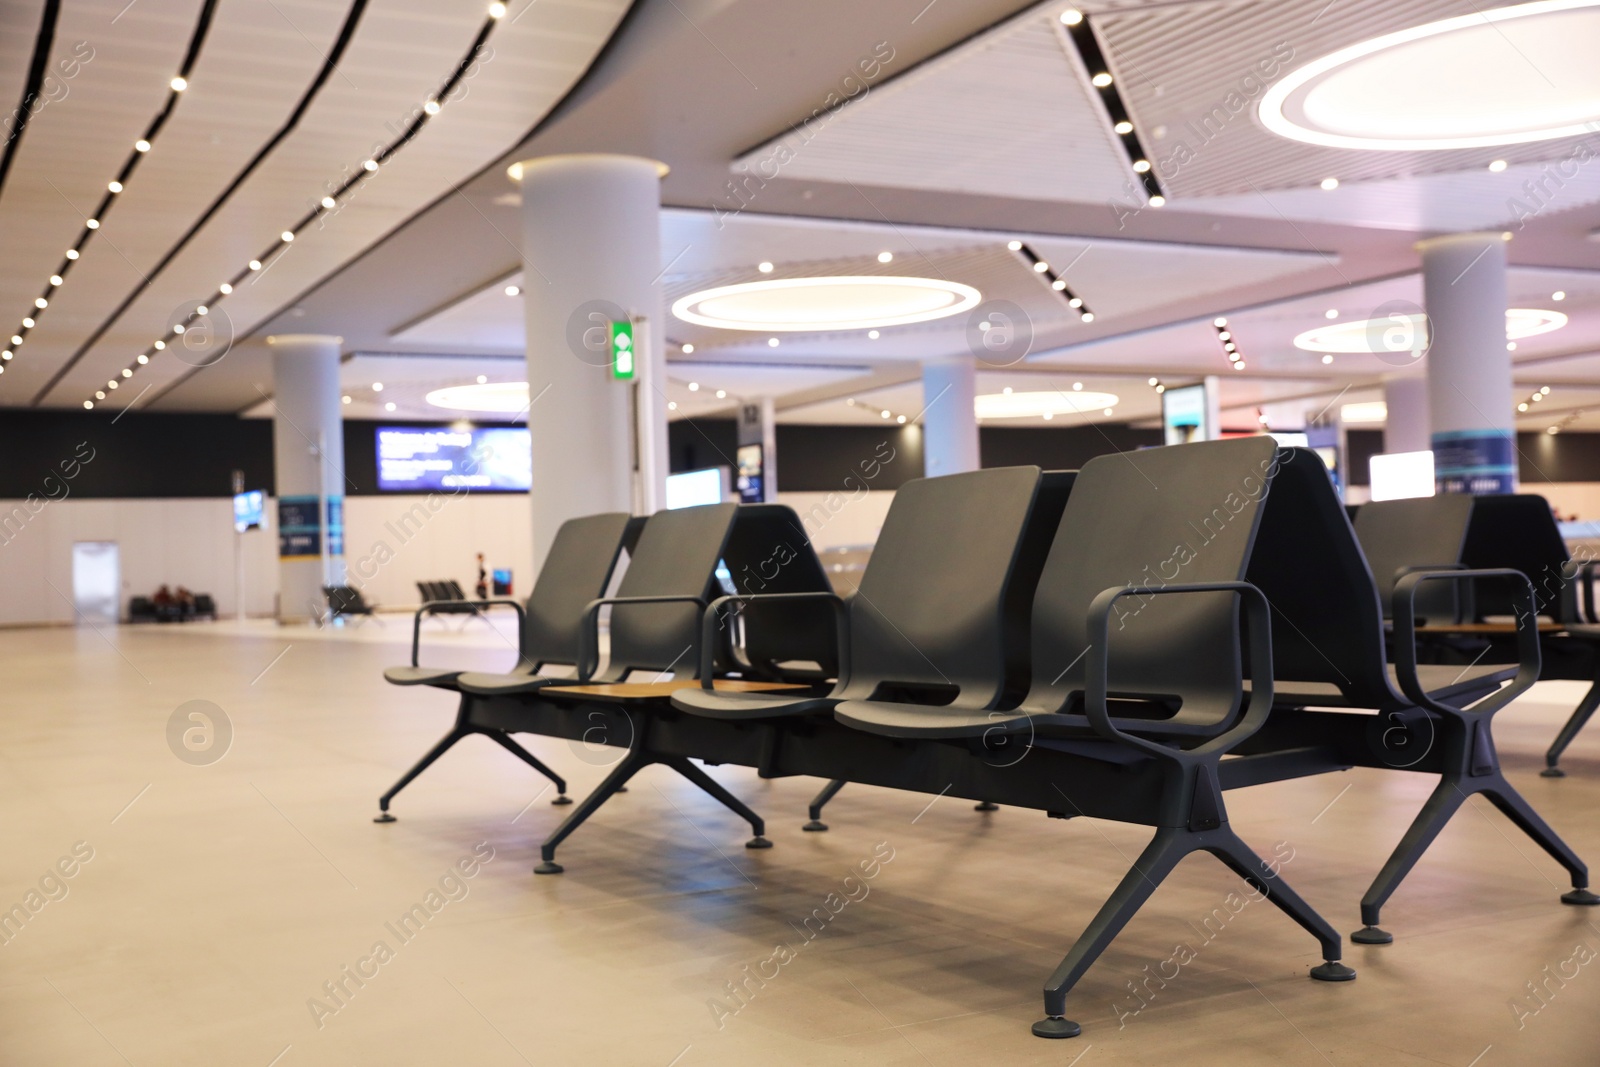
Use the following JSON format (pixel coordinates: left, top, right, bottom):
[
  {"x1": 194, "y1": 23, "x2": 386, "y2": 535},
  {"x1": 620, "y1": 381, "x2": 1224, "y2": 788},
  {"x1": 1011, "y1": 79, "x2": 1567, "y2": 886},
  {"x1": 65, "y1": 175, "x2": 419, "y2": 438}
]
[
  {"x1": 975, "y1": 390, "x2": 1119, "y2": 419},
  {"x1": 1293, "y1": 308, "x2": 1567, "y2": 353},
  {"x1": 671, "y1": 276, "x2": 981, "y2": 332},
  {"x1": 426, "y1": 381, "x2": 530, "y2": 413},
  {"x1": 1259, "y1": 0, "x2": 1600, "y2": 150}
]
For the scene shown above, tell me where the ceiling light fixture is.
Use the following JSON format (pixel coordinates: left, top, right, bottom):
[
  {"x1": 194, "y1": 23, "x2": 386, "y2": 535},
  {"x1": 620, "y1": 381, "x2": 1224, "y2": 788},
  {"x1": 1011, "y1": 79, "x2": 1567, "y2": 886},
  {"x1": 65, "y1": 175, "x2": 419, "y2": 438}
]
[
  {"x1": 877, "y1": 251, "x2": 894, "y2": 263},
  {"x1": 170, "y1": 76, "x2": 187, "y2": 92},
  {"x1": 504, "y1": 285, "x2": 520, "y2": 296},
  {"x1": 1060, "y1": 8, "x2": 1083, "y2": 25},
  {"x1": 427, "y1": 381, "x2": 531, "y2": 413},
  {"x1": 1058, "y1": 13, "x2": 1167, "y2": 205},
  {"x1": 1009, "y1": 242, "x2": 1097, "y2": 321},
  {"x1": 1259, "y1": 0, "x2": 1600, "y2": 151},
  {"x1": 1320, "y1": 177, "x2": 1340, "y2": 190},
  {"x1": 672, "y1": 276, "x2": 981, "y2": 332},
  {"x1": 1294, "y1": 308, "x2": 1567, "y2": 352},
  {"x1": 1091, "y1": 72, "x2": 1113, "y2": 87},
  {"x1": 1340, "y1": 401, "x2": 1388, "y2": 423},
  {"x1": 975, "y1": 390, "x2": 1120, "y2": 419},
  {"x1": 757, "y1": 261, "x2": 774, "y2": 273},
  {"x1": 1489, "y1": 159, "x2": 1509, "y2": 171},
  {"x1": 681, "y1": 343, "x2": 694, "y2": 354},
  {"x1": 1553, "y1": 290, "x2": 1566, "y2": 300}
]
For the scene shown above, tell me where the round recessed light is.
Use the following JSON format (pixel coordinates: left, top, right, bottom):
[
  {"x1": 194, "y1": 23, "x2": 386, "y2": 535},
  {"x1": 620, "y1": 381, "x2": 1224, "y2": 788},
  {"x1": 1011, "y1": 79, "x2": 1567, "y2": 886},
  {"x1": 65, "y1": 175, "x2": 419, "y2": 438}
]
[
  {"x1": 1091, "y1": 72, "x2": 1113, "y2": 88},
  {"x1": 716, "y1": 389, "x2": 727, "y2": 399},
  {"x1": 423, "y1": 100, "x2": 441, "y2": 116},
  {"x1": 342, "y1": 395, "x2": 352, "y2": 404},
  {"x1": 108, "y1": 181, "x2": 122, "y2": 194},
  {"x1": 672, "y1": 276, "x2": 982, "y2": 332},
  {"x1": 688, "y1": 382, "x2": 699, "y2": 391},
  {"x1": 371, "y1": 382, "x2": 383, "y2": 392},
  {"x1": 668, "y1": 401, "x2": 678, "y2": 411},
  {"x1": 65, "y1": 249, "x2": 78, "y2": 260},
  {"x1": 363, "y1": 159, "x2": 379, "y2": 172},
  {"x1": 757, "y1": 261, "x2": 774, "y2": 273},
  {"x1": 426, "y1": 381, "x2": 530, "y2": 413},
  {"x1": 681, "y1": 343, "x2": 695, "y2": 353},
  {"x1": 135, "y1": 139, "x2": 150, "y2": 153},
  {"x1": 170, "y1": 76, "x2": 187, "y2": 92},
  {"x1": 489, "y1": 1, "x2": 507, "y2": 16},
  {"x1": 1321, "y1": 354, "x2": 1334, "y2": 364},
  {"x1": 1553, "y1": 290, "x2": 1566, "y2": 300},
  {"x1": 1148, "y1": 195, "x2": 1166, "y2": 207},
  {"x1": 1320, "y1": 177, "x2": 1340, "y2": 190},
  {"x1": 1489, "y1": 159, "x2": 1509, "y2": 172},
  {"x1": 1213, "y1": 317, "x2": 1227, "y2": 327},
  {"x1": 1259, "y1": 1, "x2": 1600, "y2": 151},
  {"x1": 137, "y1": 354, "x2": 149, "y2": 364},
  {"x1": 867, "y1": 329, "x2": 880, "y2": 339},
  {"x1": 505, "y1": 285, "x2": 520, "y2": 296},
  {"x1": 1325, "y1": 309, "x2": 1339, "y2": 319},
  {"x1": 975, "y1": 390, "x2": 1119, "y2": 419},
  {"x1": 767, "y1": 337, "x2": 780, "y2": 347},
  {"x1": 1114, "y1": 120, "x2": 1133, "y2": 134},
  {"x1": 880, "y1": 410, "x2": 891, "y2": 419},
  {"x1": 220, "y1": 282, "x2": 232, "y2": 294},
  {"x1": 877, "y1": 251, "x2": 894, "y2": 263},
  {"x1": 1132, "y1": 159, "x2": 1151, "y2": 173},
  {"x1": 385, "y1": 402, "x2": 396, "y2": 411},
  {"x1": 1072, "y1": 381, "x2": 1083, "y2": 390},
  {"x1": 476, "y1": 375, "x2": 488, "y2": 384},
  {"x1": 248, "y1": 259, "x2": 262, "y2": 270},
  {"x1": 321, "y1": 196, "x2": 337, "y2": 209},
  {"x1": 1060, "y1": 8, "x2": 1083, "y2": 25},
  {"x1": 1294, "y1": 308, "x2": 1566, "y2": 352},
  {"x1": 1006, "y1": 240, "x2": 1023, "y2": 251},
  {"x1": 86, "y1": 218, "x2": 98, "y2": 229}
]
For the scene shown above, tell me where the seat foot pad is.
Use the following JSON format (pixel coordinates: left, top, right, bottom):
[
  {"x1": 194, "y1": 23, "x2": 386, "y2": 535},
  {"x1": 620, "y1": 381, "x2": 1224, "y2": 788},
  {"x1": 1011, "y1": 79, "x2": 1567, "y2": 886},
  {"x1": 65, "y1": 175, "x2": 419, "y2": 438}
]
[
  {"x1": 534, "y1": 860, "x2": 564, "y2": 875},
  {"x1": 1561, "y1": 888, "x2": 1600, "y2": 906},
  {"x1": 802, "y1": 820, "x2": 828, "y2": 832},
  {"x1": 373, "y1": 813, "x2": 397, "y2": 824},
  {"x1": 1311, "y1": 961, "x2": 1356, "y2": 982},
  {"x1": 1541, "y1": 767, "x2": 1567, "y2": 778},
  {"x1": 746, "y1": 836, "x2": 773, "y2": 850},
  {"x1": 974, "y1": 801, "x2": 999, "y2": 812},
  {"x1": 1351, "y1": 926, "x2": 1393, "y2": 945},
  {"x1": 552, "y1": 795, "x2": 573, "y2": 806},
  {"x1": 1031, "y1": 1017, "x2": 1081, "y2": 1039}
]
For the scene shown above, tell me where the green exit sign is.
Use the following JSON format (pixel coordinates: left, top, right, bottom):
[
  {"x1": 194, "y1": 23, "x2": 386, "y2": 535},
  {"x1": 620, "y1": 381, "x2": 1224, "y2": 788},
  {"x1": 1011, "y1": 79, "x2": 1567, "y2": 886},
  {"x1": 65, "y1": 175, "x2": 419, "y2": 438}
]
[{"x1": 610, "y1": 320, "x2": 634, "y2": 380}]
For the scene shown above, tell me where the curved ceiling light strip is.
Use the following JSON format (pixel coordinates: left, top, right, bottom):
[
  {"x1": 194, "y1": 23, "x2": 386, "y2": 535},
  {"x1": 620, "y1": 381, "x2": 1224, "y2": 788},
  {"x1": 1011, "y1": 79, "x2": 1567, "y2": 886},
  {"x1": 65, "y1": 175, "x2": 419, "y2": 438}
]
[
  {"x1": 1056, "y1": 8, "x2": 1165, "y2": 206},
  {"x1": 81, "y1": 2, "x2": 510, "y2": 411},
  {"x1": 0, "y1": 0, "x2": 62, "y2": 202},
  {"x1": 0, "y1": 0, "x2": 218, "y2": 378},
  {"x1": 28, "y1": 0, "x2": 369, "y2": 403}
]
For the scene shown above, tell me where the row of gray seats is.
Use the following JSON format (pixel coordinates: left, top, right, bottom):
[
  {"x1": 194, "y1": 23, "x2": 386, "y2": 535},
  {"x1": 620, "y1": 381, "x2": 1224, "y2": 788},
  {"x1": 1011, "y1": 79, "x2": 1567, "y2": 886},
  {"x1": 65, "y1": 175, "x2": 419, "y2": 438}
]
[{"x1": 373, "y1": 437, "x2": 1591, "y2": 1038}]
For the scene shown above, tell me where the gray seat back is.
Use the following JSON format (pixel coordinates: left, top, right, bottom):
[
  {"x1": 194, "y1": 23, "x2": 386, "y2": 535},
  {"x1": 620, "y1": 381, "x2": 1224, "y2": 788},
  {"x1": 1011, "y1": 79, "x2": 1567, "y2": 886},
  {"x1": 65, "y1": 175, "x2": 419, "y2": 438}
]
[{"x1": 521, "y1": 512, "x2": 632, "y2": 670}]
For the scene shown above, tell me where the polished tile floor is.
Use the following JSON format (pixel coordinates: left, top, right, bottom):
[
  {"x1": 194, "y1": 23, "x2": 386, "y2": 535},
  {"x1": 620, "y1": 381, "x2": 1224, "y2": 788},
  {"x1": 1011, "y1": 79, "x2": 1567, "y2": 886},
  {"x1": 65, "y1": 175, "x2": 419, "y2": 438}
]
[{"x1": 3, "y1": 618, "x2": 1599, "y2": 1065}]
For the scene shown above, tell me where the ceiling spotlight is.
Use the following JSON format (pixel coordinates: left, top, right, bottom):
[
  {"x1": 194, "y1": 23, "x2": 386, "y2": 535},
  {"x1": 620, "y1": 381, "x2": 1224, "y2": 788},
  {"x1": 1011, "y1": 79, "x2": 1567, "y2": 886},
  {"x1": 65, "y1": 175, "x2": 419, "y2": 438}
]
[
  {"x1": 83, "y1": 401, "x2": 93, "y2": 410},
  {"x1": 504, "y1": 285, "x2": 520, "y2": 296},
  {"x1": 1214, "y1": 317, "x2": 1227, "y2": 327},
  {"x1": 1155, "y1": 384, "x2": 1165, "y2": 393},
  {"x1": 22, "y1": 317, "x2": 32, "y2": 328},
  {"x1": 1148, "y1": 377, "x2": 1159, "y2": 386},
  {"x1": 107, "y1": 181, "x2": 122, "y2": 194},
  {"x1": 1325, "y1": 309, "x2": 1339, "y2": 319},
  {"x1": 1132, "y1": 159, "x2": 1151, "y2": 173},
  {"x1": 170, "y1": 76, "x2": 187, "y2": 92},
  {"x1": 1043, "y1": 412, "x2": 1054, "y2": 421},
  {"x1": 1549, "y1": 426, "x2": 1560, "y2": 434},
  {"x1": 248, "y1": 259, "x2": 261, "y2": 270},
  {"x1": 153, "y1": 340, "x2": 165, "y2": 350},
  {"x1": 877, "y1": 251, "x2": 894, "y2": 263},
  {"x1": 86, "y1": 219, "x2": 99, "y2": 229},
  {"x1": 372, "y1": 382, "x2": 384, "y2": 392},
  {"x1": 321, "y1": 196, "x2": 336, "y2": 209},
  {"x1": 364, "y1": 159, "x2": 379, "y2": 172},
  {"x1": 1218, "y1": 331, "x2": 1231, "y2": 340},
  {"x1": 341, "y1": 395, "x2": 352, "y2": 404},
  {"x1": 758, "y1": 261, "x2": 774, "y2": 273},
  {"x1": 65, "y1": 249, "x2": 78, "y2": 260},
  {"x1": 689, "y1": 382, "x2": 699, "y2": 391},
  {"x1": 95, "y1": 390, "x2": 105, "y2": 399},
  {"x1": 1068, "y1": 296, "x2": 1083, "y2": 308},
  {"x1": 867, "y1": 329, "x2": 880, "y2": 339},
  {"x1": 716, "y1": 389, "x2": 727, "y2": 399},
  {"x1": 1508, "y1": 341, "x2": 1517, "y2": 350},
  {"x1": 34, "y1": 298, "x2": 47, "y2": 309},
  {"x1": 10, "y1": 335, "x2": 20, "y2": 346},
  {"x1": 196, "y1": 305, "x2": 208, "y2": 316},
  {"x1": 219, "y1": 282, "x2": 232, "y2": 294},
  {"x1": 121, "y1": 369, "x2": 132, "y2": 378},
  {"x1": 1114, "y1": 120, "x2": 1133, "y2": 134},
  {"x1": 489, "y1": 1, "x2": 507, "y2": 16},
  {"x1": 423, "y1": 100, "x2": 441, "y2": 115},
  {"x1": 1542, "y1": 386, "x2": 1551, "y2": 394},
  {"x1": 1553, "y1": 290, "x2": 1566, "y2": 301},
  {"x1": 1091, "y1": 72, "x2": 1113, "y2": 88},
  {"x1": 280, "y1": 231, "x2": 295, "y2": 242},
  {"x1": 1320, "y1": 177, "x2": 1339, "y2": 190},
  {"x1": 477, "y1": 375, "x2": 488, "y2": 384},
  {"x1": 1519, "y1": 402, "x2": 1529, "y2": 411},
  {"x1": 1148, "y1": 195, "x2": 1166, "y2": 207},
  {"x1": 1232, "y1": 362, "x2": 1245, "y2": 370},
  {"x1": 668, "y1": 401, "x2": 678, "y2": 411},
  {"x1": 1051, "y1": 279, "x2": 1067, "y2": 290},
  {"x1": 1006, "y1": 240, "x2": 1023, "y2": 251},
  {"x1": 172, "y1": 324, "x2": 184, "y2": 334},
  {"x1": 1103, "y1": 407, "x2": 1114, "y2": 416},
  {"x1": 1489, "y1": 159, "x2": 1508, "y2": 172},
  {"x1": 135, "y1": 139, "x2": 150, "y2": 153},
  {"x1": 385, "y1": 402, "x2": 396, "y2": 411},
  {"x1": 1081, "y1": 312, "x2": 1094, "y2": 322},
  {"x1": 896, "y1": 414, "x2": 907, "y2": 424},
  {"x1": 1072, "y1": 381, "x2": 1083, "y2": 391},
  {"x1": 1, "y1": 351, "x2": 9, "y2": 360},
  {"x1": 681, "y1": 343, "x2": 695, "y2": 354},
  {"x1": 1321, "y1": 354, "x2": 1333, "y2": 364},
  {"x1": 1033, "y1": 261, "x2": 1050, "y2": 272},
  {"x1": 1060, "y1": 8, "x2": 1083, "y2": 25},
  {"x1": 137, "y1": 354, "x2": 149, "y2": 364},
  {"x1": 880, "y1": 409, "x2": 891, "y2": 419}
]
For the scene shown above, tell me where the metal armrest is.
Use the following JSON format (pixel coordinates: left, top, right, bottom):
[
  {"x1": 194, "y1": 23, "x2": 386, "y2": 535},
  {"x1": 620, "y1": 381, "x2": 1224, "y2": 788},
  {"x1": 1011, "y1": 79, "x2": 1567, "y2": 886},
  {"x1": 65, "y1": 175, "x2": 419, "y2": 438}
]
[
  {"x1": 698, "y1": 591, "x2": 850, "y2": 687},
  {"x1": 410, "y1": 598, "x2": 525, "y2": 667},
  {"x1": 1393, "y1": 568, "x2": 1540, "y2": 716},
  {"x1": 1567, "y1": 558, "x2": 1600, "y2": 624},
  {"x1": 579, "y1": 594, "x2": 707, "y2": 681},
  {"x1": 1083, "y1": 581, "x2": 1274, "y2": 760}
]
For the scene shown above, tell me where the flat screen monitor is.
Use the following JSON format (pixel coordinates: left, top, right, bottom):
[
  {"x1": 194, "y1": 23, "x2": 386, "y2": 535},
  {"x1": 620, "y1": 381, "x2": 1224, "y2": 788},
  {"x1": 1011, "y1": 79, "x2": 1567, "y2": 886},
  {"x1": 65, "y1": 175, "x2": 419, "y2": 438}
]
[
  {"x1": 1369, "y1": 450, "x2": 1436, "y2": 501},
  {"x1": 376, "y1": 427, "x2": 532, "y2": 492},
  {"x1": 665, "y1": 467, "x2": 728, "y2": 509},
  {"x1": 1162, "y1": 384, "x2": 1210, "y2": 445},
  {"x1": 736, "y1": 443, "x2": 764, "y2": 503},
  {"x1": 233, "y1": 490, "x2": 264, "y2": 532}
]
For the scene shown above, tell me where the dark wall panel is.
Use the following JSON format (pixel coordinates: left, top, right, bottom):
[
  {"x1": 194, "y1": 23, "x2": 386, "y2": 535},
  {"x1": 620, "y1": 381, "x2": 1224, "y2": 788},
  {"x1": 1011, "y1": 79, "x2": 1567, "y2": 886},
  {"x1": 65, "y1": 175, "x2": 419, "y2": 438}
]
[{"x1": 980, "y1": 424, "x2": 1163, "y2": 470}]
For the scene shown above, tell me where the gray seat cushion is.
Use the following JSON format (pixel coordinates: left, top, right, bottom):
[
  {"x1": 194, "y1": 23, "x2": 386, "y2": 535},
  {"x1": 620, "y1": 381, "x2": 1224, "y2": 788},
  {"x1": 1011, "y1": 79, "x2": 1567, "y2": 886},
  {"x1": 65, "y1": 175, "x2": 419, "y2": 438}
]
[
  {"x1": 382, "y1": 666, "x2": 465, "y2": 688},
  {"x1": 671, "y1": 687, "x2": 838, "y2": 720},
  {"x1": 455, "y1": 670, "x2": 558, "y2": 696}
]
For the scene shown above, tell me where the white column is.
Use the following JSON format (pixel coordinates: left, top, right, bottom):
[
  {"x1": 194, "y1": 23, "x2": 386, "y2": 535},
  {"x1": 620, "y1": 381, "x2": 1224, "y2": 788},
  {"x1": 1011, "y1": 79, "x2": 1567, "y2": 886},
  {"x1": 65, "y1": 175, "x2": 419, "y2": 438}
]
[
  {"x1": 511, "y1": 154, "x2": 666, "y2": 568},
  {"x1": 921, "y1": 359, "x2": 980, "y2": 477},
  {"x1": 1419, "y1": 232, "x2": 1516, "y2": 494},
  {"x1": 736, "y1": 397, "x2": 778, "y2": 501},
  {"x1": 1382, "y1": 373, "x2": 1431, "y2": 454},
  {"x1": 267, "y1": 334, "x2": 346, "y2": 624}
]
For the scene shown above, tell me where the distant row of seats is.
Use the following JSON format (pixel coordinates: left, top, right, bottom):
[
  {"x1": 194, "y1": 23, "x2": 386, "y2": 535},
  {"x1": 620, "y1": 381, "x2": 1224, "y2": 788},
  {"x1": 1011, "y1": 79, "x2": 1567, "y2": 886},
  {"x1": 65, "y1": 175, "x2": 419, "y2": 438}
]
[
  {"x1": 368, "y1": 439, "x2": 1592, "y2": 1039},
  {"x1": 128, "y1": 593, "x2": 216, "y2": 623}
]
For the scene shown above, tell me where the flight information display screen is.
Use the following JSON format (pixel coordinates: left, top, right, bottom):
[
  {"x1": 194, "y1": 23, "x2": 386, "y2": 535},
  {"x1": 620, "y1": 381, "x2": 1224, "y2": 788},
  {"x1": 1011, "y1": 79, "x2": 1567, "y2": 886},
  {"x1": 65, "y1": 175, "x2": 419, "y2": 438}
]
[{"x1": 375, "y1": 427, "x2": 532, "y2": 492}]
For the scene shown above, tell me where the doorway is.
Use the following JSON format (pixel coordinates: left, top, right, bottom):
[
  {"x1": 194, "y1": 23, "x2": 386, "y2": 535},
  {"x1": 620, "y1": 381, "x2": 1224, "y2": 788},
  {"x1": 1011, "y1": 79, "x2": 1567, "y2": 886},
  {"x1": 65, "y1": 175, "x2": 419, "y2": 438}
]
[{"x1": 72, "y1": 541, "x2": 120, "y2": 626}]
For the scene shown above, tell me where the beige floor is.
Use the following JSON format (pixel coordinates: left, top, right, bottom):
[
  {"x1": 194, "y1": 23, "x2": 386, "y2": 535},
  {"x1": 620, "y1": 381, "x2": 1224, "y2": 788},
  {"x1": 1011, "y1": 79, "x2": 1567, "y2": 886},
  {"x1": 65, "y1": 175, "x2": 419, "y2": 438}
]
[{"x1": 3, "y1": 619, "x2": 1599, "y2": 1066}]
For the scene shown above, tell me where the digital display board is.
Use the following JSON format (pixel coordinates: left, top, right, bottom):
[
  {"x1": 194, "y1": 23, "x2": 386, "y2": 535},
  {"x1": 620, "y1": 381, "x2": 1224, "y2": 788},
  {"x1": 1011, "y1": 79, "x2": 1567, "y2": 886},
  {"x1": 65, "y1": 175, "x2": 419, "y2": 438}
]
[
  {"x1": 665, "y1": 467, "x2": 728, "y2": 509},
  {"x1": 233, "y1": 490, "x2": 264, "y2": 533},
  {"x1": 376, "y1": 427, "x2": 532, "y2": 492}
]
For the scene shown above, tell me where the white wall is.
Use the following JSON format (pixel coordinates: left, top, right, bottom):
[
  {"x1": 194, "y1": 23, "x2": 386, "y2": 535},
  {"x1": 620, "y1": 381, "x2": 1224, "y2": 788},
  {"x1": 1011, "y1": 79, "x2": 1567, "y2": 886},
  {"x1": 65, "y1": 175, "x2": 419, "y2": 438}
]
[
  {"x1": 775, "y1": 489, "x2": 895, "y2": 551},
  {"x1": 0, "y1": 494, "x2": 532, "y2": 626}
]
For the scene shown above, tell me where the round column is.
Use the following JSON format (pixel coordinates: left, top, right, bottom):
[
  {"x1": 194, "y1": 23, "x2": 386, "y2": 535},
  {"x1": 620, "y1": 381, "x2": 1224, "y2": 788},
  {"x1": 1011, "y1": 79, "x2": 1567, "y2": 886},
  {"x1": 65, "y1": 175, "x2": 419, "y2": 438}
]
[
  {"x1": 1382, "y1": 373, "x2": 1431, "y2": 455},
  {"x1": 267, "y1": 334, "x2": 346, "y2": 623},
  {"x1": 1420, "y1": 233, "x2": 1515, "y2": 494},
  {"x1": 511, "y1": 154, "x2": 666, "y2": 566},
  {"x1": 921, "y1": 359, "x2": 980, "y2": 477}
]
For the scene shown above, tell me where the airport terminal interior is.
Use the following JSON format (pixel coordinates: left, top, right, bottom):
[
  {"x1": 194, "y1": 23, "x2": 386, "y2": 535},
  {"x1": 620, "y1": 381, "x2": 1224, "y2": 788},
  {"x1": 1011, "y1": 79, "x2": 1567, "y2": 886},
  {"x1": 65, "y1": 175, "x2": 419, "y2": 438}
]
[{"x1": 5, "y1": 0, "x2": 1600, "y2": 1063}]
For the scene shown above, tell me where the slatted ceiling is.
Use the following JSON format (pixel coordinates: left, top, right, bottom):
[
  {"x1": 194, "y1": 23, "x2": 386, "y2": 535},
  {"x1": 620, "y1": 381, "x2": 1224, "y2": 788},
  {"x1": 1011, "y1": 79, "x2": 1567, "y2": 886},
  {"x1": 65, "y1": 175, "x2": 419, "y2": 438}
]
[
  {"x1": 1025, "y1": 235, "x2": 1326, "y2": 320},
  {"x1": 1100, "y1": 0, "x2": 1600, "y2": 198},
  {"x1": 9, "y1": 0, "x2": 632, "y2": 408},
  {"x1": 0, "y1": 1, "x2": 45, "y2": 115},
  {"x1": 732, "y1": 3, "x2": 1135, "y2": 205},
  {"x1": 1176, "y1": 159, "x2": 1600, "y2": 232}
]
